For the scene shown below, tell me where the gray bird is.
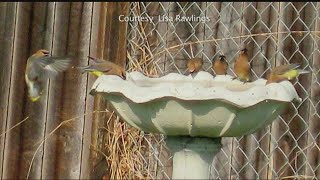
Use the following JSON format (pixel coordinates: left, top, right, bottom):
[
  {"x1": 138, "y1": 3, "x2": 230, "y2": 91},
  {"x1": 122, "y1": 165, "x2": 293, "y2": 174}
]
[
  {"x1": 76, "y1": 56, "x2": 126, "y2": 80},
  {"x1": 25, "y1": 49, "x2": 72, "y2": 102}
]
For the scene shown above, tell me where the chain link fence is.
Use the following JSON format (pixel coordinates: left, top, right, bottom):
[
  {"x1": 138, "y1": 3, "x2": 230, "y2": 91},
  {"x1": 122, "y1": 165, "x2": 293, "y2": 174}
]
[{"x1": 124, "y1": 2, "x2": 320, "y2": 179}]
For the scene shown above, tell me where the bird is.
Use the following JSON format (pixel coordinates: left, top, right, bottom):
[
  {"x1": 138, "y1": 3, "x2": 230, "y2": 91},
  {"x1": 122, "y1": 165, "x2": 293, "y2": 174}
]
[
  {"x1": 77, "y1": 56, "x2": 126, "y2": 80},
  {"x1": 25, "y1": 49, "x2": 72, "y2": 102},
  {"x1": 233, "y1": 48, "x2": 251, "y2": 83},
  {"x1": 266, "y1": 63, "x2": 310, "y2": 84},
  {"x1": 213, "y1": 55, "x2": 228, "y2": 75},
  {"x1": 187, "y1": 57, "x2": 203, "y2": 74}
]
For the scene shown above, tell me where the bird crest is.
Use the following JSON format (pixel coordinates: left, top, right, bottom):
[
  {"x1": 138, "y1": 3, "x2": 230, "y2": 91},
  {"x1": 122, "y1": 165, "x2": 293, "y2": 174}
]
[
  {"x1": 35, "y1": 49, "x2": 50, "y2": 56},
  {"x1": 219, "y1": 55, "x2": 226, "y2": 61}
]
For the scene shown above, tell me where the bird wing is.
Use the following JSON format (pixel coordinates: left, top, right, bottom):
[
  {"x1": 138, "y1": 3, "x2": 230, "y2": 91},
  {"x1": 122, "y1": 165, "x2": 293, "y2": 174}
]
[
  {"x1": 33, "y1": 56, "x2": 72, "y2": 77},
  {"x1": 76, "y1": 62, "x2": 114, "y2": 73},
  {"x1": 272, "y1": 63, "x2": 300, "y2": 75},
  {"x1": 88, "y1": 56, "x2": 106, "y2": 63},
  {"x1": 194, "y1": 58, "x2": 203, "y2": 65},
  {"x1": 90, "y1": 63, "x2": 113, "y2": 72}
]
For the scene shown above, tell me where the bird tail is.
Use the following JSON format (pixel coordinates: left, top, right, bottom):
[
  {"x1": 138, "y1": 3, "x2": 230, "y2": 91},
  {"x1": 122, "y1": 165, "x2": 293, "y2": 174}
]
[
  {"x1": 288, "y1": 63, "x2": 310, "y2": 74},
  {"x1": 87, "y1": 56, "x2": 96, "y2": 61},
  {"x1": 40, "y1": 56, "x2": 72, "y2": 77},
  {"x1": 289, "y1": 63, "x2": 301, "y2": 70},
  {"x1": 297, "y1": 69, "x2": 310, "y2": 74},
  {"x1": 87, "y1": 56, "x2": 105, "y2": 63}
]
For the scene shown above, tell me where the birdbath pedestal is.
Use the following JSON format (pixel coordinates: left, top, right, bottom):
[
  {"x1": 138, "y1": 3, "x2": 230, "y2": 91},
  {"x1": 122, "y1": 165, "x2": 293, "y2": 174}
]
[
  {"x1": 90, "y1": 71, "x2": 301, "y2": 179},
  {"x1": 166, "y1": 136, "x2": 221, "y2": 179}
]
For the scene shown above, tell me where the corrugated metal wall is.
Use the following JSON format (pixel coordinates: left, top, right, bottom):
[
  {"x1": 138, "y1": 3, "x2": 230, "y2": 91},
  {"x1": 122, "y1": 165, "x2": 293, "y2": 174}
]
[{"x1": 0, "y1": 2, "x2": 129, "y2": 179}]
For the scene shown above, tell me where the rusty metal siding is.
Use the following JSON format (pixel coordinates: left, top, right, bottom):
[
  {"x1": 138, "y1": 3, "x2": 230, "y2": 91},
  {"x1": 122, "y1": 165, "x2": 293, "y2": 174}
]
[{"x1": 0, "y1": 2, "x2": 129, "y2": 179}]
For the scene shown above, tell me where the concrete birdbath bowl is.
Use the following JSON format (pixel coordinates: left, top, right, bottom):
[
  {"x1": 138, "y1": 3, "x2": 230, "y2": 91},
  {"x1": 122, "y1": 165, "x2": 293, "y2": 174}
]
[{"x1": 90, "y1": 71, "x2": 301, "y2": 179}]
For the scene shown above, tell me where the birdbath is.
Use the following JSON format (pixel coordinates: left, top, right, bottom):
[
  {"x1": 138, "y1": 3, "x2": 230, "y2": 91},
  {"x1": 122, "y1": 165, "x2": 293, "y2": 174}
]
[{"x1": 90, "y1": 71, "x2": 301, "y2": 179}]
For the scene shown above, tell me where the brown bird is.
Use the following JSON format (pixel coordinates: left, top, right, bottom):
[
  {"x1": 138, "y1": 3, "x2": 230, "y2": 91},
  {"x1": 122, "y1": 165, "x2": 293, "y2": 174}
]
[
  {"x1": 77, "y1": 56, "x2": 126, "y2": 80},
  {"x1": 187, "y1": 57, "x2": 203, "y2": 74},
  {"x1": 233, "y1": 48, "x2": 251, "y2": 83},
  {"x1": 213, "y1": 55, "x2": 228, "y2": 75},
  {"x1": 25, "y1": 49, "x2": 72, "y2": 102},
  {"x1": 266, "y1": 63, "x2": 310, "y2": 84}
]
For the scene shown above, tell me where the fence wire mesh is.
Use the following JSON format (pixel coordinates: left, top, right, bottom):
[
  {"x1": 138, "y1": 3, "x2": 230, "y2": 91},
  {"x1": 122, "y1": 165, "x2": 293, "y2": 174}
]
[{"x1": 124, "y1": 2, "x2": 320, "y2": 179}]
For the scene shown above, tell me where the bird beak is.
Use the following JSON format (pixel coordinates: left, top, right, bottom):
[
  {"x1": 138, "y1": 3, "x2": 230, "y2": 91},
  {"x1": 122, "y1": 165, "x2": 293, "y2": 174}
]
[
  {"x1": 42, "y1": 50, "x2": 50, "y2": 56},
  {"x1": 122, "y1": 73, "x2": 126, "y2": 80}
]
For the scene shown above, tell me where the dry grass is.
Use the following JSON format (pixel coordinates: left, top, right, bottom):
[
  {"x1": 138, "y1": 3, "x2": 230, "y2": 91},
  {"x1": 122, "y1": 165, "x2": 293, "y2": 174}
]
[
  {"x1": 102, "y1": 112, "x2": 153, "y2": 179},
  {"x1": 100, "y1": 3, "x2": 167, "y2": 179},
  {"x1": 126, "y1": 3, "x2": 160, "y2": 78},
  {"x1": 0, "y1": 116, "x2": 29, "y2": 138},
  {"x1": 102, "y1": 110, "x2": 166, "y2": 179},
  {"x1": 26, "y1": 111, "x2": 106, "y2": 179}
]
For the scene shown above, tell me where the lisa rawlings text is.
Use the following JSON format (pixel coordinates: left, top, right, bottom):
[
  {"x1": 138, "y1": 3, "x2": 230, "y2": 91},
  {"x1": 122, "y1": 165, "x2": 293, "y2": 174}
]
[
  {"x1": 158, "y1": 14, "x2": 210, "y2": 23},
  {"x1": 119, "y1": 14, "x2": 210, "y2": 23}
]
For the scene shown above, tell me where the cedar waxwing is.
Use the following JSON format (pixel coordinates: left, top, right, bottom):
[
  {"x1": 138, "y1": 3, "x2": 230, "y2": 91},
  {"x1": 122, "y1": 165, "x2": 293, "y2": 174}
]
[
  {"x1": 233, "y1": 48, "x2": 251, "y2": 83},
  {"x1": 266, "y1": 63, "x2": 310, "y2": 84},
  {"x1": 25, "y1": 49, "x2": 72, "y2": 102},
  {"x1": 77, "y1": 56, "x2": 126, "y2": 80},
  {"x1": 213, "y1": 55, "x2": 228, "y2": 75},
  {"x1": 187, "y1": 57, "x2": 203, "y2": 74}
]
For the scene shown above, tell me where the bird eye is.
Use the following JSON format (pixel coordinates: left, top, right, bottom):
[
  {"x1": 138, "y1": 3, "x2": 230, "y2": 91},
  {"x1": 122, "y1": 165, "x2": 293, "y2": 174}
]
[{"x1": 241, "y1": 48, "x2": 248, "y2": 53}]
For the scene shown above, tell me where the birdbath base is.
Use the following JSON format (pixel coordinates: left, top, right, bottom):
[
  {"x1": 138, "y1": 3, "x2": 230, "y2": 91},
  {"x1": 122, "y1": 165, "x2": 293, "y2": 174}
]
[{"x1": 165, "y1": 136, "x2": 222, "y2": 179}]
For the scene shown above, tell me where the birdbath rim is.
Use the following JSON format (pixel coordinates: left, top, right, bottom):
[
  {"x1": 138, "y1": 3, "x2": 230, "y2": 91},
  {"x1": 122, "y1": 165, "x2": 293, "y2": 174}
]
[{"x1": 90, "y1": 71, "x2": 301, "y2": 107}]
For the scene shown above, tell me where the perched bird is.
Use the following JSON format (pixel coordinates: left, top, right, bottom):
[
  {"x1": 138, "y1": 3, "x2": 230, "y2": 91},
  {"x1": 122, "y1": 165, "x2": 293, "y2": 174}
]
[
  {"x1": 233, "y1": 48, "x2": 251, "y2": 83},
  {"x1": 77, "y1": 56, "x2": 126, "y2": 80},
  {"x1": 213, "y1": 55, "x2": 228, "y2": 75},
  {"x1": 266, "y1": 63, "x2": 310, "y2": 84},
  {"x1": 187, "y1": 57, "x2": 203, "y2": 74},
  {"x1": 25, "y1": 49, "x2": 72, "y2": 102}
]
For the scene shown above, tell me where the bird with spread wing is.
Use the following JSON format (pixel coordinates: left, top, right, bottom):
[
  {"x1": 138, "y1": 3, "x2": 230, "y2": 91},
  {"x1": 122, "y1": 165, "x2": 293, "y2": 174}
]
[{"x1": 25, "y1": 49, "x2": 72, "y2": 102}]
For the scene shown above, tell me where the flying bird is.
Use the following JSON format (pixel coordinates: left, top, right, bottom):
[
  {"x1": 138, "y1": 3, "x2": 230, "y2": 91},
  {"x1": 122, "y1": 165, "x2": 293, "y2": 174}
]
[
  {"x1": 77, "y1": 56, "x2": 126, "y2": 80},
  {"x1": 233, "y1": 48, "x2": 251, "y2": 83},
  {"x1": 25, "y1": 49, "x2": 72, "y2": 102},
  {"x1": 213, "y1": 55, "x2": 228, "y2": 75},
  {"x1": 187, "y1": 57, "x2": 203, "y2": 74},
  {"x1": 266, "y1": 63, "x2": 310, "y2": 84}
]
